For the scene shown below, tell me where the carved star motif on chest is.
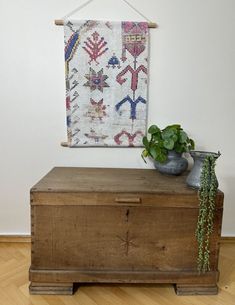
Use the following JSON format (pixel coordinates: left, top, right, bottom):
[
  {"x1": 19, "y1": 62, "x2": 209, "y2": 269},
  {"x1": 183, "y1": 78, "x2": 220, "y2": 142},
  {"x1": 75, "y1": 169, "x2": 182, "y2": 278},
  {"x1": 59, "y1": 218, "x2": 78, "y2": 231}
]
[{"x1": 117, "y1": 231, "x2": 137, "y2": 256}]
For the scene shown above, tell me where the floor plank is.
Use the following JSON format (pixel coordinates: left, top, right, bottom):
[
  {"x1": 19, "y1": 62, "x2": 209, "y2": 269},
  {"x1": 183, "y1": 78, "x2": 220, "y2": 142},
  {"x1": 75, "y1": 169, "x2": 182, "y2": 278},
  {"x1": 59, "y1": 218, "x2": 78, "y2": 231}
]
[{"x1": 0, "y1": 242, "x2": 234, "y2": 305}]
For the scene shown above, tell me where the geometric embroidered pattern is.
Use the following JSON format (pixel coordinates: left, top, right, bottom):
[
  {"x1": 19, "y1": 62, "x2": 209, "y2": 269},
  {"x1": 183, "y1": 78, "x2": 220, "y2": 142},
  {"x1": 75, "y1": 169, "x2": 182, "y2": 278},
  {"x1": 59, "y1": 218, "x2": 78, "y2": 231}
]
[
  {"x1": 83, "y1": 31, "x2": 108, "y2": 65},
  {"x1": 64, "y1": 20, "x2": 149, "y2": 147},
  {"x1": 83, "y1": 68, "x2": 109, "y2": 92}
]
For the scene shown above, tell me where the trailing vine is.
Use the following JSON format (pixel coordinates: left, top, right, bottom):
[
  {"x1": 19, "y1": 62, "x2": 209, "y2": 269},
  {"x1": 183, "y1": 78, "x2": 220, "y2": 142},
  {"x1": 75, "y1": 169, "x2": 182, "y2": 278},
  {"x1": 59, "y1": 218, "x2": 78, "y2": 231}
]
[{"x1": 196, "y1": 154, "x2": 218, "y2": 273}]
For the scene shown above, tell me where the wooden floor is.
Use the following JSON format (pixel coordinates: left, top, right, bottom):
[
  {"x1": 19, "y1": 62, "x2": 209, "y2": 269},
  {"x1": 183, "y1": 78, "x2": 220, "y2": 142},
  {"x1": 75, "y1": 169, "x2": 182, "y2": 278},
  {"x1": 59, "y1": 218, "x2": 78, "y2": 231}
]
[{"x1": 0, "y1": 242, "x2": 235, "y2": 305}]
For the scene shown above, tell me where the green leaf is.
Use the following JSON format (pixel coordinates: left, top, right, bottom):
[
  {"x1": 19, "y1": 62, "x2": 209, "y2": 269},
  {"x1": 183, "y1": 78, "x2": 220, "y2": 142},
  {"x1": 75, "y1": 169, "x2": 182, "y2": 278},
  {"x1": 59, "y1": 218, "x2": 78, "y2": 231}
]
[
  {"x1": 158, "y1": 139, "x2": 165, "y2": 149},
  {"x1": 179, "y1": 131, "x2": 188, "y2": 143},
  {"x1": 149, "y1": 146, "x2": 157, "y2": 159},
  {"x1": 165, "y1": 124, "x2": 181, "y2": 129},
  {"x1": 141, "y1": 150, "x2": 148, "y2": 163},
  {"x1": 142, "y1": 136, "x2": 149, "y2": 149},
  {"x1": 162, "y1": 129, "x2": 175, "y2": 140},
  {"x1": 175, "y1": 143, "x2": 184, "y2": 153},
  {"x1": 163, "y1": 124, "x2": 181, "y2": 133},
  {"x1": 172, "y1": 134, "x2": 178, "y2": 142},
  {"x1": 163, "y1": 138, "x2": 174, "y2": 150},
  {"x1": 152, "y1": 133, "x2": 161, "y2": 142},
  {"x1": 148, "y1": 125, "x2": 160, "y2": 134},
  {"x1": 156, "y1": 152, "x2": 167, "y2": 163},
  {"x1": 189, "y1": 139, "x2": 195, "y2": 150},
  {"x1": 142, "y1": 149, "x2": 149, "y2": 157}
]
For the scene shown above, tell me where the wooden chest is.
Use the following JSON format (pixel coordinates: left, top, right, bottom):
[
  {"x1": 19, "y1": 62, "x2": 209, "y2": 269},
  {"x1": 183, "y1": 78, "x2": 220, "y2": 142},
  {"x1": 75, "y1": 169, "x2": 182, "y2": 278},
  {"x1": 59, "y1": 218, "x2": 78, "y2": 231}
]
[{"x1": 29, "y1": 167, "x2": 224, "y2": 295}]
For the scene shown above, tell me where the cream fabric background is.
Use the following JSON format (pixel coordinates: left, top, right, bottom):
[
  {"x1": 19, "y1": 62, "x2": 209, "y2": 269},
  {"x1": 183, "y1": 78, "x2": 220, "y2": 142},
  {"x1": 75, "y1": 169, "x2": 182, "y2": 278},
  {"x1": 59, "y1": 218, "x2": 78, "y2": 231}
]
[
  {"x1": 64, "y1": 20, "x2": 148, "y2": 146},
  {"x1": 0, "y1": 0, "x2": 234, "y2": 235}
]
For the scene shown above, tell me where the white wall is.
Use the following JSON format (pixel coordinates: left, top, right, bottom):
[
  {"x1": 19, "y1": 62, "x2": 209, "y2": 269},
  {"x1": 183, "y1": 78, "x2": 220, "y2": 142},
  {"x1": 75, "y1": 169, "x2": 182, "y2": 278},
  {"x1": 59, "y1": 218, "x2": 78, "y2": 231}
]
[{"x1": 0, "y1": 0, "x2": 234, "y2": 235}]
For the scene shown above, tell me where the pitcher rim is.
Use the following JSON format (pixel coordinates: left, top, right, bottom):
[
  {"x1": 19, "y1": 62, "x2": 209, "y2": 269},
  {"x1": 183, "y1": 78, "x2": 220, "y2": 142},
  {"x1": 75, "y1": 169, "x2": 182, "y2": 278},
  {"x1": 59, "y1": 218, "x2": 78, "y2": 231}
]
[{"x1": 189, "y1": 150, "x2": 221, "y2": 159}]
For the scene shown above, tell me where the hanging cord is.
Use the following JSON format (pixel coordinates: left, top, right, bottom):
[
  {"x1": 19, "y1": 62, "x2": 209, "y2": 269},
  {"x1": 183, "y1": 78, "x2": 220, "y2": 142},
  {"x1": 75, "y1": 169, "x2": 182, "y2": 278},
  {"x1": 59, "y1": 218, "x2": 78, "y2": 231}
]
[
  {"x1": 62, "y1": 0, "x2": 95, "y2": 20},
  {"x1": 60, "y1": 0, "x2": 153, "y2": 23},
  {"x1": 121, "y1": 0, "x2": 151, "y2": 22}
]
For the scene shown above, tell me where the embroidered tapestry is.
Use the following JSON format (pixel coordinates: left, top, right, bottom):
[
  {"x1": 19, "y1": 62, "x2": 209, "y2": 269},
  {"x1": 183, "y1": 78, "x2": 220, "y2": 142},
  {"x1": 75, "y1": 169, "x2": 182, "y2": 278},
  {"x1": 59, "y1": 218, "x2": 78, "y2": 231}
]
[{"x1": 64, "y1": 20, "x2": 149, "y2": 147}]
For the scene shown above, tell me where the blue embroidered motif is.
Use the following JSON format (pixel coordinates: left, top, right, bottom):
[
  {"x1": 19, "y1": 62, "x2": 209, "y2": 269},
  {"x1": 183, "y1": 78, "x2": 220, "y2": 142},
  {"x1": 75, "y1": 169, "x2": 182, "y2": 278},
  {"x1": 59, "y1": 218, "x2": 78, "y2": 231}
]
[
  {"x1": 65, "y1": 32, "x2": 79, "y2": 62},
  {"x1": 107, "y1": 54, "x2": 120, "y2": 68},
  {"x1": 115, "y1": 95, "x2": 146, "y2": 120}
]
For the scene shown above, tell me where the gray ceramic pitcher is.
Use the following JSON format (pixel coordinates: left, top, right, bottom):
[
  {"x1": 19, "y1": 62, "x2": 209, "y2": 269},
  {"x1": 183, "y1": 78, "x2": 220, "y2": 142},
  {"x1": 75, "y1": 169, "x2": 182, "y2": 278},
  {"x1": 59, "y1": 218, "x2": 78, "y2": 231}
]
[{"x1": 186, "y1": 151, "x2": 220, "y2": 189}]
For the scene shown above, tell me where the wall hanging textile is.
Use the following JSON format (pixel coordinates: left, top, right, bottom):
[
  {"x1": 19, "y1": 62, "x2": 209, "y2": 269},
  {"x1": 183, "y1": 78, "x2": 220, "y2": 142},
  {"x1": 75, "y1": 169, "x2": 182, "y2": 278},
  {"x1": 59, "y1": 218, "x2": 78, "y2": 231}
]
[{"x1": 64, "y1": 20, "x2": 149, "y2": 147}]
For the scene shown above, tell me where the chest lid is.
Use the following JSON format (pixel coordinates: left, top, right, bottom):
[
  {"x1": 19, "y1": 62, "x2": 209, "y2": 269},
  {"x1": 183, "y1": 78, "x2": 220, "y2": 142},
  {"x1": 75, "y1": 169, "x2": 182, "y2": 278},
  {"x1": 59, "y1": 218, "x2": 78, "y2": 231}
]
[
  {"x1": 32, "y1": 167, "x2": 194, "y2": 193},
  {"x1": 30, "y1": 167, "x2": 223, "y2": 208}
]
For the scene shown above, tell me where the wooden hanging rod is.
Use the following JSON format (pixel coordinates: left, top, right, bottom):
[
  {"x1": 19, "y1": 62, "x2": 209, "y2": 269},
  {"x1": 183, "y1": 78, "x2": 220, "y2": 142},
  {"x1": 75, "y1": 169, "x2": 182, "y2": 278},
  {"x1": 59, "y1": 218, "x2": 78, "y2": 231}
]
[
  {"x1": 54, "y1": 19, "x2": 157, "y2": 28},
  {"x1": 61, "y1": 141, "x2": 68, "y2": 147}
]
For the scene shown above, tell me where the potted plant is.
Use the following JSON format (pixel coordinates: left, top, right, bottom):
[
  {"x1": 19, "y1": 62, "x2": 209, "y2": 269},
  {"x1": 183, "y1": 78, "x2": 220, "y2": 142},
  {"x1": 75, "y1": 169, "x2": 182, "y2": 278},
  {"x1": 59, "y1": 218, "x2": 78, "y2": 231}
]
[{"x1": 142, "y1": 124, "x2": 195, "y2": 175}]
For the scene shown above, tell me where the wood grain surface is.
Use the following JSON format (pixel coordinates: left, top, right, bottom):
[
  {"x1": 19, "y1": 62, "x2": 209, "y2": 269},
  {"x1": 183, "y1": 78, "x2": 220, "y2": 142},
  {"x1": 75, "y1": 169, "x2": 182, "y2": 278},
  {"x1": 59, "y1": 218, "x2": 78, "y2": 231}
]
[
  {"x1": 30, "y1": 167, "x2": 224, "y2": 295},
  {"x1": 31, "y1": 167, "x2": 223, "y2": 195}
]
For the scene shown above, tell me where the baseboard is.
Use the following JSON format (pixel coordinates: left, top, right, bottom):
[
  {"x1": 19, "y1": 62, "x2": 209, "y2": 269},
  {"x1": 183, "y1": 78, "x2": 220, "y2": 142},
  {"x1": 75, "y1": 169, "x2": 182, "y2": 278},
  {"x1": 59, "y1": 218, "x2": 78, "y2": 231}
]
[
  {"x1": 0, "y1": 235, "x2": 234, "y2": 243},
  {"x1": 220, "y1": 237, "x2": 235, "y2": 244},
  {"x1": 0, "y1": 235, "x2": 31, "y2": 243}
]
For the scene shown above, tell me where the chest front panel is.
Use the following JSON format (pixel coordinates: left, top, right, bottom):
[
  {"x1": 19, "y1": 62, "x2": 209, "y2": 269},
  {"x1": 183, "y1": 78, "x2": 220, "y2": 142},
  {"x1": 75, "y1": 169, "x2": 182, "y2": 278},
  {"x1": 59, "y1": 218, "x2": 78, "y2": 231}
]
[{"x1": 32, "y1": 204, "x2": 221, "y2": 271}]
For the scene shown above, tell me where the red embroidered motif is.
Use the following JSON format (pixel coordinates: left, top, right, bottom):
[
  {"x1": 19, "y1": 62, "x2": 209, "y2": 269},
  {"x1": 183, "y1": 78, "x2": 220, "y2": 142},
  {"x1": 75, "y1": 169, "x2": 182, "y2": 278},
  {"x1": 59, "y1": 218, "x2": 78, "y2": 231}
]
[
  {"x1": 83, "y1": 31, "x2": 108, "y2": 65},
  {"x1": 86, "y1": 98, "x2": 107, "y2": 121},
  {"x1": 121, "y1": 22, "x2": 148, "y2": 61},
  {"x1": 116, "y1": 65, "x2": 147, "y2": 92},
  {"x1": 114, "y1": 130, "x2": 144, "y2": 146}
]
